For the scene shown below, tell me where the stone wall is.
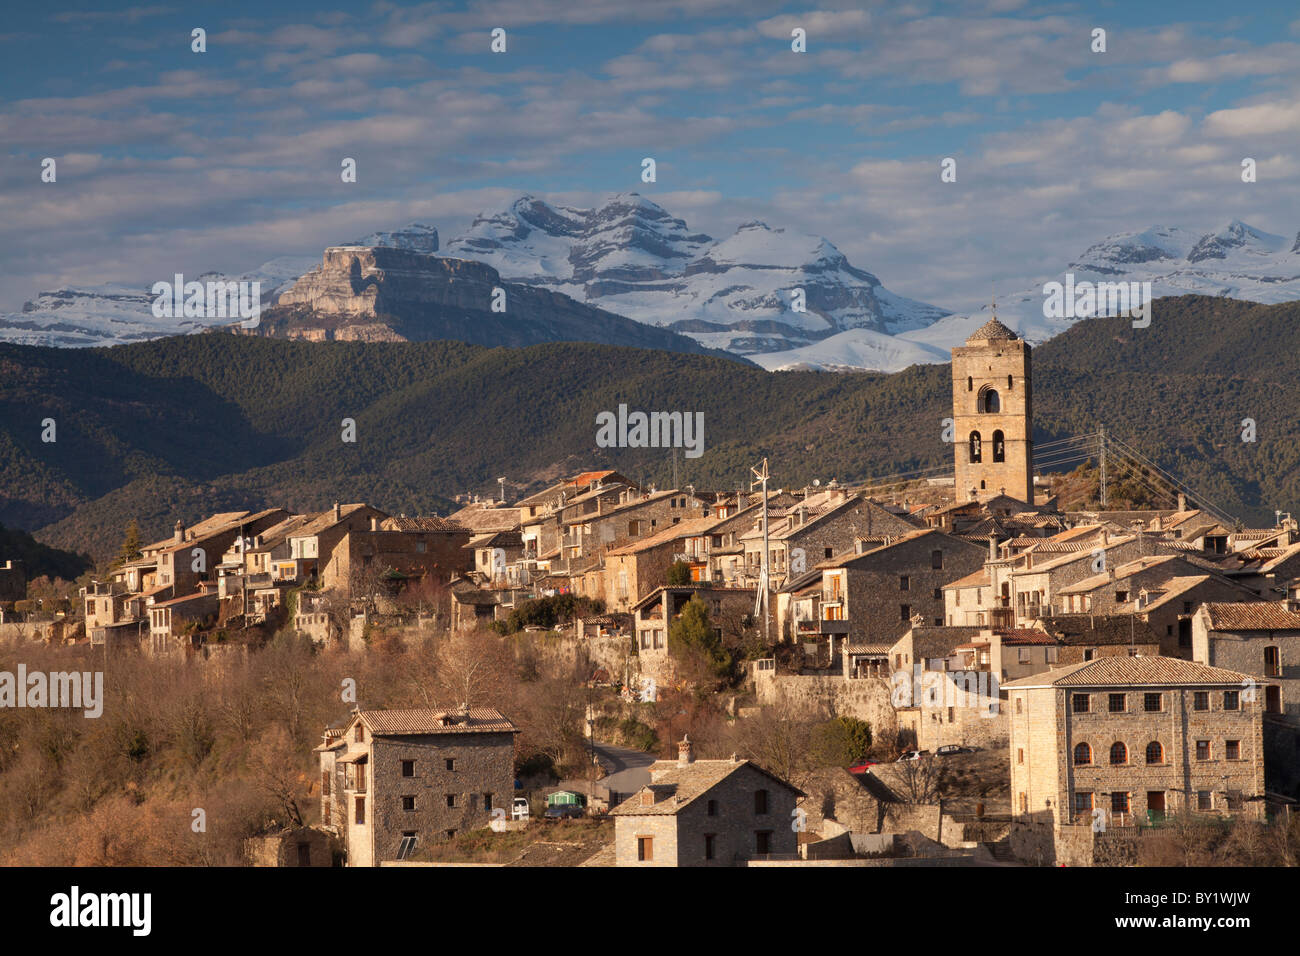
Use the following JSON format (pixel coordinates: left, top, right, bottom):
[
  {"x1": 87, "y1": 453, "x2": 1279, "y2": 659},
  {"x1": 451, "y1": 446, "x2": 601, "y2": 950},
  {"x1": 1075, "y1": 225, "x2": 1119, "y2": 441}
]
[{"x1": 753, "y1": 671, "x2": 897, "y2": 740}]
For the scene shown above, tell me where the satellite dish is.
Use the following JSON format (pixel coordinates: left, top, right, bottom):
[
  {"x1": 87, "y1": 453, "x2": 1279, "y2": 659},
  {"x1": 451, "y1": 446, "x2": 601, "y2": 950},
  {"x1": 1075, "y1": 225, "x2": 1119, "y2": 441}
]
[{"x1": 812, "y1": 479, "x2": 821, "y2": 487}]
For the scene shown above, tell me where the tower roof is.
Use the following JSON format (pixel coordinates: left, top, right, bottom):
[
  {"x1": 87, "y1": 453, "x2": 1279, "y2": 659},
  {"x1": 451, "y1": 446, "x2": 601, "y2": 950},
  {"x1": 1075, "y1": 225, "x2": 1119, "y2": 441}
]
[{"x1": 966, "y1": 316, "x2": 1018, "y2": 343}]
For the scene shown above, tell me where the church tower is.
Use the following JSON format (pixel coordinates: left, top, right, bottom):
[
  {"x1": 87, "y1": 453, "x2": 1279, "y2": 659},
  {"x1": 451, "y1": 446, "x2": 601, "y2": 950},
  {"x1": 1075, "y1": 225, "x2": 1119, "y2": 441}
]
[{"x1": 951, "y1": 312, "x2": 1033, "y2": 504}]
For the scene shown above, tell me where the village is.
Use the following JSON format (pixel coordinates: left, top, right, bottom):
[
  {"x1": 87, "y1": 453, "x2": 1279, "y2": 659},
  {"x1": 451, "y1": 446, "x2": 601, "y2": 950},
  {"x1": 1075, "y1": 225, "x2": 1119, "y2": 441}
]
[{"x1": 4, "y1": 315, "x2": 1300, "y2": 868}]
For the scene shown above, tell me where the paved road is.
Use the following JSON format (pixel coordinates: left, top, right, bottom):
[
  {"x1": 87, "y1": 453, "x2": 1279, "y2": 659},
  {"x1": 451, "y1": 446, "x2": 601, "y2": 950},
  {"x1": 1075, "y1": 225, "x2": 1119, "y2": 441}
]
[{"x1": 592, "y1": 741, "x2": 655, "y2": 799}]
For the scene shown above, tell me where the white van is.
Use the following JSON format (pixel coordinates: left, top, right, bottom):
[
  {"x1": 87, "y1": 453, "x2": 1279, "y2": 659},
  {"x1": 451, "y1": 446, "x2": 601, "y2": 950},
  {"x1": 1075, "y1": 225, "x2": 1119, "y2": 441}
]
[{"x1": 511, "y1": 797, "x2": 530, "y2": 820}]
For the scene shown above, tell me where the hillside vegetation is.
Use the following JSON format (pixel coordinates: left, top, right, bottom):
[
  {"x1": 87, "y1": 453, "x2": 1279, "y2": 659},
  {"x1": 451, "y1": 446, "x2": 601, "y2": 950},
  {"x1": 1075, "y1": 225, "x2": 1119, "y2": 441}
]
[{"x1": 0, "y1": 295, "x2": 1296, "y2": 561}]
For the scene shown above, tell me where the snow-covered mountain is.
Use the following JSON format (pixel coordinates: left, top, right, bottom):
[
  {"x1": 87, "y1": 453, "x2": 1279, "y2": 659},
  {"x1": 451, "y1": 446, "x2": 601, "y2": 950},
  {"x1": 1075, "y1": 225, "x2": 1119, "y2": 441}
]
[
  {"x1": 903, "y1": 220, "x2": 1300, "y2": 359},
  {"x1": 442, "y1": 193, "x2": 950, "y2": 355}
]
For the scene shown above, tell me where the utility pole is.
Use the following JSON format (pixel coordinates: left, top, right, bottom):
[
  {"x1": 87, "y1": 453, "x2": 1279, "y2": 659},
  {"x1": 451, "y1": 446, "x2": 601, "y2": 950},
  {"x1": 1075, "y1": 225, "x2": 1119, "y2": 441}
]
[
  {"x1": 751, "y1": 458, "x2": 771, "y2": 645},
  {"x1": 1098, "y1": 424, "x2": 1108, "y2": 509}
]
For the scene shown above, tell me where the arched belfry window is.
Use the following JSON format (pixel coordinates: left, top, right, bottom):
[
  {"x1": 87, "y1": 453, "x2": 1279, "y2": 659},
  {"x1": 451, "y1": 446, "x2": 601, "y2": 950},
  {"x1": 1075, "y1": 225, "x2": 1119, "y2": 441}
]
[
  {"x1": 992, "y1": 430, "x2": 1005, "y2": 463},
  {"x1": 978, "y1": 387, "x2": 1000, "y2": 413},
  {"x1": 969, "y1": 431, "x2": 982, "y2": 463}
]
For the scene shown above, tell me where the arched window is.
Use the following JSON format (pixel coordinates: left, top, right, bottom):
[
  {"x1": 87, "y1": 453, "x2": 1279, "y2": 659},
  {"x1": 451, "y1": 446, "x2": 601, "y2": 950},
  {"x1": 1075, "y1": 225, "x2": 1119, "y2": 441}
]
[
  {"x1": 1145, "y1": 741, "x2": 1164, "y2": 764},
  {"x1": 979, "y1": 387, "x2": 1000, "y2": 413},
  {"x1": 969, "y1": 431, "x2": 982, "y2": 463},
  {"x1": 992, "y1": 430, "x2": 1005, "y2": 463},
  {"x1": 1109, "y1": 742, "x2": 1128, "y2": 765},
  {"x1": 1007, "y1": 374, "x2": 1013, "y2": 389},
  {"x1": 1073, "y1": 743, "x2": 1091, "y2": 765}
]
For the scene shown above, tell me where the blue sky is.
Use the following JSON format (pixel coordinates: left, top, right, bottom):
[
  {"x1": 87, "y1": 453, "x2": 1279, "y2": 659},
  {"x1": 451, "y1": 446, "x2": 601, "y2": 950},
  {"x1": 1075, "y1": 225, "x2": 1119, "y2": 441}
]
[{"x1": 1, "y1": 0, "x2": 1298, "y2": 313}]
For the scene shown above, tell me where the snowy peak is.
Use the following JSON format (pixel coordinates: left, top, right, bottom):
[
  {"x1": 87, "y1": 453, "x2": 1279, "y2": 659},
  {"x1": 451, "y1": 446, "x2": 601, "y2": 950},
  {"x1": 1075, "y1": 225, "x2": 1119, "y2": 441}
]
[
  {"x1": 442, "y1": 192, "x2": 945, "y2": 351},
  {"x1": 345, "y1": 223, "x2": 440, "y2": 255},
  {"x1": 1186, "y1": 220, "x2": 1286, "y2": 263}
]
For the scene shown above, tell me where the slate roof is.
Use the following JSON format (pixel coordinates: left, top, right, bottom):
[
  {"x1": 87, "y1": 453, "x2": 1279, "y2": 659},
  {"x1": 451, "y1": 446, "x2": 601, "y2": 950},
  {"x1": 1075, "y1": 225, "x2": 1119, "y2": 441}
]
[
  {"x1": 355, "y1": 707, "x2": 518, "y2": 736},
  {"x1": 1003, "y1": 656, "x2": 1258, "y2": 689},
  {"x1": 609, "y1": 758, "x2": 803, "y2": 816},
  {"x1": 965, "y1": 316, "x2": 1018, "y2": 342},
  {"x1": 1201, "y1": 602, "x2": 1300, "y2": 631}
]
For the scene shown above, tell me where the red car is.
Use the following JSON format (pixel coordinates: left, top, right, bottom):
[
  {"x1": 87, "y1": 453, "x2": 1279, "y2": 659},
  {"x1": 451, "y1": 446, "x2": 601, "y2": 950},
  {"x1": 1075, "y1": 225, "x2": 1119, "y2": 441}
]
[{"x1": 848, "y1": 760, "x2": 877, "y2": 773}]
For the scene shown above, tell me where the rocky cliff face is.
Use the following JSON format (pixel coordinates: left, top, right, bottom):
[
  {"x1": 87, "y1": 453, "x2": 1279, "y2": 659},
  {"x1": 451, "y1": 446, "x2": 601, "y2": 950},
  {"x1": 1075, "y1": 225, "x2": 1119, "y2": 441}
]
[{"x1": 262, "y1": 245, "x2": 747, "y2": 359}]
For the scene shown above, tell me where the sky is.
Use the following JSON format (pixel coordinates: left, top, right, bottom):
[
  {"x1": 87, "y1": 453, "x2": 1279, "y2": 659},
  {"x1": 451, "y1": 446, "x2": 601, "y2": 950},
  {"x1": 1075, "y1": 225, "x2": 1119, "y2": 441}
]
[{"x1": 1, "y1": 0, "x2": 1298, "y2": 314}]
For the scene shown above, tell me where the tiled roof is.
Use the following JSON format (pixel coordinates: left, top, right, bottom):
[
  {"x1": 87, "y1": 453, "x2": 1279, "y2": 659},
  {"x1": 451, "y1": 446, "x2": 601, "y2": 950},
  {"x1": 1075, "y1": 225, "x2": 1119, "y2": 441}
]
[
  {"x1": 356, "y1": 707, "x2": 518, "y2": 736},
  {"x1": 1038, "y1": 614, "x2": 1160, "y2": 646},
  {"x1": 944, "y1": 569, "x2": 990, "y2": 589},
  {"x1": 965, "y1": 316, "x2": 1017, "y2": 342},
  {"x1": 446, "y1": 502, "x2": 521, "y2": 533},
  {"x1": 381, "y1": 515, "x2": 466, "y2": 533},
  {"x1": 999, "y1": 628, "x2": 1057, "y2": 646},
  {"x1": 1202, "y1": 602, "x2": 1300, "y2": 631},
  {"x1": 290, "y1": 504, "x2": 380, "y2": 538},
  {"x1": 1003, "y1": 655, "x2": 1257, "y2": 689},
  {"x1": 610, "y1": 758, "x2": 802, "y2": 816},
  {"x1": 605, "y1": 517, "x2": 721, "y2": 556},
  {"x1": 907, "y1": 625, "x2": 983, "y2": 660}
]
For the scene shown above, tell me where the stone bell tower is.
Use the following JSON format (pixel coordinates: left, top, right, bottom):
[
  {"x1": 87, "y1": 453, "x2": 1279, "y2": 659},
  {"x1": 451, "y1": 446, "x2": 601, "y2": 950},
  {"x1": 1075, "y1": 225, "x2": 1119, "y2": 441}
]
[{"x1": 951, "y1": 312, "x2": 1033, "y2": 504}]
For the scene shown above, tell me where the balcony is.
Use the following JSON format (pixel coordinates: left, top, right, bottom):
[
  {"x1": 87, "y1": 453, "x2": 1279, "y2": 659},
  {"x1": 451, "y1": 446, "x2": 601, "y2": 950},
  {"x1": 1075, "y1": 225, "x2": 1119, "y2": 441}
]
[{"x1": 797, "y1": 619, "x2": 850, "y2": 636}]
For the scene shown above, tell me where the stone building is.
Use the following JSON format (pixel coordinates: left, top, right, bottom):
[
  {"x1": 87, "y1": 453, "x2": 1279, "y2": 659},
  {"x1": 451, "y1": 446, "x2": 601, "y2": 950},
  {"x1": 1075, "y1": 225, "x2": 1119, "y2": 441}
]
[
  {"x1": 244, "y1": 826, "x2": 337, "y2": 867},
  {"x1": 950, "y1": 315, "x2": 1032, "y2": 503},
  {"x1": 316, "y1": 706, "x2": 519, "y2": 867},
  {"x1": 1006, "y1": 657, "x2": 1269, "y2": 833},
  {"x1": 610, "y1": 736, "x2": 803, "y2": 866},
  {"x1": 814, "y1": 529, "x2": 987, "y2": 647}
]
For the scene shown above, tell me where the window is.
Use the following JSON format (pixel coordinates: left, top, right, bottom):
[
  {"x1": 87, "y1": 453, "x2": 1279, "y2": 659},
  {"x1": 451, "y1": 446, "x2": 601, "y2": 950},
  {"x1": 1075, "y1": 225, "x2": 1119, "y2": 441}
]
[
  {"x1": 1018, "y1": 648, "x2": 1031, "y2": 664},
  {"x1": 446, "y1": 794, "x2": 459, "y2": 808},
  {"x1": 355, "y1": 796, "x2": 365, "y2": 825},
  {"x1": 322, "y1": 770, "x2": 331, "y2": 797},
  {"x1": 1265, "y1": 646, "x2": 1281, "y2": 677},
  {"x1": 1110, "y1": 792, "x2": 1130, "y2": 814},
  {"x1": 1015, "y1": 697, "x2": 1023, "y2": 715},
  {"x1": 824, "y1": 547, "x2": 833, "y2": 559},
  {"x1": 969, "y1": 431, "x2": 982, "y2": 463},
  {"x1": 1073, "y1": 792, "x2": 1093, "y2": 815},
  {"x1": 967, "y1": 376, "x2": 973, "y2": 392},
  {"x1": 1115, "y1": 590, "x2": 1128, "y2": 603},
  {"x1": 415, "y1": 540, "x2": 426, "y2": 553},
  {"x1": 979, "y1": 388, "x2": 1000, "y2": 413},
  {"x1": 1145, "y1": 741, "x2": 1163, "y2": 764},
  {"x1": 1017, "y1": 748, "x2": 1024, "y2": 764},
  {"x1": 1019, "y1": 792, "x2": 1028, "y2": 813},
  {"x1": 1143, "y1": 693, "x2": 1162, "y2": 712},
  {"x1": 1007, "y1": 374, "x2": 1013, "y2": 390},
  {"x1": 1226, "y1": 740, "x2": 1240, "y2": 760},
  {"x1": 933, "y1": 588, "x2": 942, "y2": 600},
  {"x1": 900, "y1": 604, "x2": 911, "y2": 621},
  {"x1": 401, "y1": 795, "x2": 416, "y2": 811},
  {"x1": 931, "y1": 550, "x2": 943, "y2": 570},
  {"x1": 707, "y1": 799, "x2": 718, "y2": 816},
  {"x1": 484, "y1": 792, "x2": 493, "y2": 812},
  {"x1": 1073, "y1": 743, "x2": 1092, "y2": 765},
  {"x1": 354, "y1": 725, "x2": 364, "y2": 742},
  {"x1": 755, "y1": 831, "x2": 772, "y2": 855},
  {"x1": 445, "y1": 758, "x2": 456, "y2": 771},
  {"x1": 396, "y1": 833, "x2": 417, "y2": 860},
  {"x1": 704, "y1": 834, "x2": 716, "y2": 860},
  {"x1": 1195, "y1": 740, "x2": 1210, "y2": 761},
  {"x1": 444, "y1": 829, "x2": 456, "y2": 839},
  {"x1": 1223, "y1": 690, "x2": 1239, "y2": 711},
  {"x1": 900, "y1": 575, "x2": 910, "y2": 591},
  {"x1": 1072, "y1": 694, "x2": 1090, "y2": 713},
  {"x1": 297, "y1": 843, "x2": 312, "y2": 866},
  {"x1": 1197, "y1": 791, "x2": 1212, "y2": 811},
  {"x1": 1109, "y1": 742, "x2": 1128, "y2": 765},
  {"x1": 1193, "y1": 691, "x2": 1209, "y2": 711},
  {"x1": 992, "y1": 430, "x2": 1005, "y2": 463},
  {"x1": 754, "y1": 789, "x2": 769, "y2": 815},
  {"x1": 1108, "y1": 693, "x2": 1126, "y2": 713},
  {"x1": 401, "y1": 760, "x2": 415, "y2": 777},
  {"x1": 637, "y1": 836, "x2": 653, "y2": 862}
]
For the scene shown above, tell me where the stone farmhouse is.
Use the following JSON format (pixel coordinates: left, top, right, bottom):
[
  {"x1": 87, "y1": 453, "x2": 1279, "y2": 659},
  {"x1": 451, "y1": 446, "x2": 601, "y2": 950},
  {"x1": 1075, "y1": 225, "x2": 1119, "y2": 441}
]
[
  {"x1": 610, "y1": 736, "x2": 803, "y2": 866},
  {"x1": 316, "y1": 706, "x2": 519, "y2": 867}
]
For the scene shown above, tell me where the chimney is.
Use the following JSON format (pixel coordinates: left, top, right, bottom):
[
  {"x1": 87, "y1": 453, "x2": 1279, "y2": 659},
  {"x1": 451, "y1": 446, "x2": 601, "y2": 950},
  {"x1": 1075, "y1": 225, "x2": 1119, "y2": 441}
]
[
  {"x1": 333, "y1": 502, "x2": 342, "y2": 522},
  {"x1": 1100, "y1": 528, "x2": 1109, "y2": 547},
  {"x1": 988, "y1": 534, "x2": 997, "y2": 561},
  {"x1": 1025, "y1": 551, "x2": 1033, "y2": 570},
  {"x1": 370, "y1": 516, "x2": 378, "y2": 532},
  {"x1": 677, "y1": 733, "x2": 695, "y2": 767},
  {"x1": 1177, "y1": 493, "x2": 1186, "y2": 512},
  {"x1": 174, "y1": 519, "x2": 184, "y2": 543}
]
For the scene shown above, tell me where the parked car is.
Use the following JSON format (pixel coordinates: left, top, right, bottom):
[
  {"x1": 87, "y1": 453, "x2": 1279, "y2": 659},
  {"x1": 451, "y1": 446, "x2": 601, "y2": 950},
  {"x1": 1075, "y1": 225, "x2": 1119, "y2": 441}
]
[
  {"x1": 544, "y1": 804, "x2": 585, "y2": 820},
  {"x1": 936, "y1": 745, "x2": 976, "y2": 756},
  {"x1": 848, "y1": 760, "x2": 877, "y2": 773},
  {"x1": 511, "y1": 797, "x2": 531, "y2": 820},
  {"x1": 895, "y1": 750, "x2": 930, "y2": 761}
]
